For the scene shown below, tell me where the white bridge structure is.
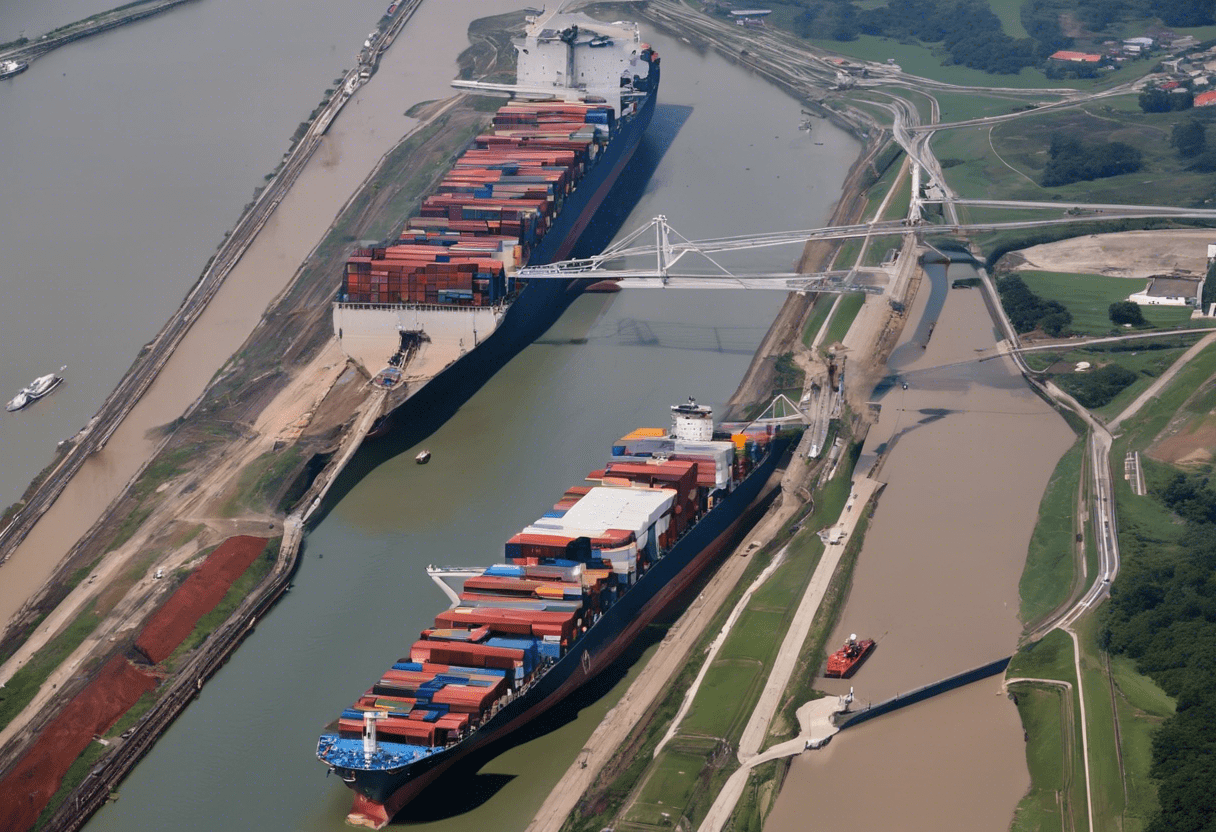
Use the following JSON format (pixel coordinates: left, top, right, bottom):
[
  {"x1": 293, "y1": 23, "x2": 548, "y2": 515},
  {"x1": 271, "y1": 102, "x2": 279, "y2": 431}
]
[
  {"x1": 518, "y1": 215, "x2": 887, "y2": 294},
  {"x1": 518, "y1": 207, "x2": 1216, "y2": 293}
]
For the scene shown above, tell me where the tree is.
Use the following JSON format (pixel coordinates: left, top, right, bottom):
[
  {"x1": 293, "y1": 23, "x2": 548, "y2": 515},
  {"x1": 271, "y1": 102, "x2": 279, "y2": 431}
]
[
  {"x1": 1172, "y1": 119, "x2": 1207, "y2": 157},
  {"x1": 1110, "y1": 300, "x2": 1146, "y2": 325}
]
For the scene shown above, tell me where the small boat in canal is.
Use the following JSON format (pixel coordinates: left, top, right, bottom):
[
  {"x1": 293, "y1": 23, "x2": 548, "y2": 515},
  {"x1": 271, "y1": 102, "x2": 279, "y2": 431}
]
[
  {"x1": 415, "y1": 450, "x2": 431, "y2": 464},
  {"x1": 824, "y1": 634, "x2": 875, "y2": 678}
]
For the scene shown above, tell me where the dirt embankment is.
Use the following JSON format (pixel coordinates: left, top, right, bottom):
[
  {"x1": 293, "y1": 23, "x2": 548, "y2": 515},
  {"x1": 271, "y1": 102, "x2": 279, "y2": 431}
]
[
  {"x1": 134, "y1": 536, "x2": 269, "y2": 663},
  {"x1": 0, "y1": 656, "x2": 157, "y2": 832}
]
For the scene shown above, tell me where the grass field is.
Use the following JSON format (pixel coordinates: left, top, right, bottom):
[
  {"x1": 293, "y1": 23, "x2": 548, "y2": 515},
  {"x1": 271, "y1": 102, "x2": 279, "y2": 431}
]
[
  {"x1": 1076, "y1": 616, "x2": 1125, "y2": 829},
  {"x1": 1008, "y1": 630, "x2": 1089, "y2": 832},
  {"x1": 970, "y1": 101, "x2": 1216, "y2": 208},
  {"x1": 1019, "y1": 436, "x2": 1083, "y2": 629},
  {"x1": 802, "y1": 296, "x2": 835, "y2": 347},
  {"x1": 821, "y1": 293, "x2": 866, "y2": 349},
  {"x1": 1016, "y1": 272, "x2": 1197, "y2": 335}
]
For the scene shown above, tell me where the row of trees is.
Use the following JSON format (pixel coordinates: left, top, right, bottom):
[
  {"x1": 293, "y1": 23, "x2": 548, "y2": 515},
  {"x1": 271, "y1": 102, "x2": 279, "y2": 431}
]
[
  {"x1": 1139, "y1": 87, "x2": 1195, "y2": 113},
  {"x1": 786, "y1": 0, "x2": 1213, "y2": 73},
  {"x1": 1041, "y1": 133, "x2": 1143, "y2": 187},
  {"x1": 997, "y1": 276, "x2": 1072, "y2": 335},
  {"x1": 1104, "y1": 471, "x2": 1216, "y2": 830},
  {"x1": 1055, "y1": 363, "x2": 1138, "y2": 406}
]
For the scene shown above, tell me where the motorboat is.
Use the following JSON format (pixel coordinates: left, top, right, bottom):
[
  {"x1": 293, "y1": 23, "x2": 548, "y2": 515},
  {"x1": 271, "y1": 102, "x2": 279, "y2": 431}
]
[
  {"x1": 25, "y1": 372, "x2": 63, "y2": 401},
  {"x1": 0, "y1": 59, "x2": 28, "y2": 80},
  {"x1": 6, "y1": 368, "x2": 65, "y2": 412},
  {"x1": 415, "y1": 450, "x2": 431, "y2": 464}
]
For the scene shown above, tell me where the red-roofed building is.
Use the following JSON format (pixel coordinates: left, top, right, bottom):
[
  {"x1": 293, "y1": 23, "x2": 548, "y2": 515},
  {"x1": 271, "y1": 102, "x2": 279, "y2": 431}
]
[
  {"x1": 1050, "y1": 50, "x2": 1103, "y2": 63},
  {"x1": 1195, "y1": 90, "x2": 1216, "y2": 107}
]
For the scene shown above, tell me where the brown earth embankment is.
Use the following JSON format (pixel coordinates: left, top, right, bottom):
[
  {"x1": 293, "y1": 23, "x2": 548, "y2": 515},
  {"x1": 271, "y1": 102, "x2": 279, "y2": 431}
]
[
  {"x1": 134, "y1": 535, "x2": 269, "y2": 663},
  {"x1": 0, "y1": 655, "x2": 157, "y2": 832}
]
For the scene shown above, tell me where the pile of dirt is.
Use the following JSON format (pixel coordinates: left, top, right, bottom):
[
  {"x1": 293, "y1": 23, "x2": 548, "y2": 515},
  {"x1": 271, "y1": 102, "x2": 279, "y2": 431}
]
[
  {"x1": 0, "y1": 655, "x2": 157, "y2": 832},
  {"x1": 134, "y1": 535, "x2": 268, "y2": 664}
]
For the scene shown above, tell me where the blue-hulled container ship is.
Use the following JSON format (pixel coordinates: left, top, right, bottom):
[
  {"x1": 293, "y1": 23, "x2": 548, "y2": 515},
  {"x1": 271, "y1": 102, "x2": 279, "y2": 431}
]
[
  {"x1": 317, "y1": 401, "x2": 788, "y2": 827},
  {"x1": 331, "y1": 11, "x2": 660, "y2": 430}
]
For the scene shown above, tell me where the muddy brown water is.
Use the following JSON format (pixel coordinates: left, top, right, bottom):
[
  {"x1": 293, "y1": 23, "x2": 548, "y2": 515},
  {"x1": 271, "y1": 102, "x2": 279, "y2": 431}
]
[{"x1": 766, "y1": 263, "x2": 1074, "y2": 830}]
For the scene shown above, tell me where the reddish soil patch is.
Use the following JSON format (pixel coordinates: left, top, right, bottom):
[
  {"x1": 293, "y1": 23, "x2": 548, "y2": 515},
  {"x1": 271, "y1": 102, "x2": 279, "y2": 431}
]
[
  {"x1": 0, "y1": 655, "x2": 157, "y2": 832},
  {"x1": 134, "y1": 535, "x2": 268, "y2": 664},
  {"x1": 1150, "y1": 415, "x2": 1216, "y2": 465}
]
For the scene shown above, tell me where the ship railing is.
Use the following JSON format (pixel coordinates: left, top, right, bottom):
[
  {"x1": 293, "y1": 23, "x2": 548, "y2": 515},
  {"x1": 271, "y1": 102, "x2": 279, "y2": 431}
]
[{"x1": 335, "y1": 300, "x2": 511, "y2": 313}]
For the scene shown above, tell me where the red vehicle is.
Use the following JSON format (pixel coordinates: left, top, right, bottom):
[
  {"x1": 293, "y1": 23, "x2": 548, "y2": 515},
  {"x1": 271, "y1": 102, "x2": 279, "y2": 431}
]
[{"x1": 825, "y1": 634, "x2": 875, "y2": 678}]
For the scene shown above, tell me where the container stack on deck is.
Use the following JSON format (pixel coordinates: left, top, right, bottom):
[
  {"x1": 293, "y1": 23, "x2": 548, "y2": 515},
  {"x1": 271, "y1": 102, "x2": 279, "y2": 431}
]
[
  {"x1": 331, "y1": 420, "x2": 747, "y2": 754},
  {"x1": 341, "y1": 101, "x2": 616, "y2": 306}
]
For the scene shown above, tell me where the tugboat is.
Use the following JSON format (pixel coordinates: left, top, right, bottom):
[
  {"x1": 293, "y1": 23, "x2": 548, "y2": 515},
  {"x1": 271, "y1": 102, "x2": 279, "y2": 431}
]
[{"x1": 824, "y1": 633, "x2": 875, "y2": 678}]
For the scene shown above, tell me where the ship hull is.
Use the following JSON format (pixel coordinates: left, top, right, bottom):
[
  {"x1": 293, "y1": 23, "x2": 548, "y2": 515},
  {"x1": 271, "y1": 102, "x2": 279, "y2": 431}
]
[
  {"x1": 359, "y1": 65, "x2": 658, "y2": 445},
  {"x1": 335, "y1": 434, "x2": 787, "y2": 828}
]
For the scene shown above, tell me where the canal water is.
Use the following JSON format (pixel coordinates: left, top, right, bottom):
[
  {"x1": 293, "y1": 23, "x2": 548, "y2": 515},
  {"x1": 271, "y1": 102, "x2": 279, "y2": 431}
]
[
  {"x1": 766, "y1": 263, "x2": 1075, "y2": 830},
  {"x1": 83, "y1": 17, "x2": 859, "y2": 832}
]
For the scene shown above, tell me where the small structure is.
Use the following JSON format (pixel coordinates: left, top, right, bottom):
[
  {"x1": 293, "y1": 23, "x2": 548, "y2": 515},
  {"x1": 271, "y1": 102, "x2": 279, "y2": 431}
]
[
  {"x1": 1195, "y1": 90, "x2": 1216, "y2": 107},
  {"x1": 1050, "y1": 50, "x2": 1102, "y2": 63},
  {"x1": 1128, "y1": 276, "x2": 1203, "y2": 306},
  {"x1": 730, "y1": 9, "x2": 771, "y2": 26}
]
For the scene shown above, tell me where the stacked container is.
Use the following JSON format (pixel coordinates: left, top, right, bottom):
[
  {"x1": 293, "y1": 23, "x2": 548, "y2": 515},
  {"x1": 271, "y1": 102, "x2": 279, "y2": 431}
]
[{"x1": 341, "y1": 100, "x2": 617, "y2": 306}]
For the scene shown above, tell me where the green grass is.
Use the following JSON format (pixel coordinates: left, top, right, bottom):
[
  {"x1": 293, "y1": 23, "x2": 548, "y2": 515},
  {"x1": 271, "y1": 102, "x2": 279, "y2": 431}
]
[
  {"x1": 980, "y1": 100, "x2": 1216, "y2": 207},
  {"x1": 0, "y1": 600, "x2": 102, "y2": 731},
  {"x1": 728, "y1": 760, "x2": 782, "y2": 832},
  {"x1": 1019, "y1": 435, "x2": 1084, "y2": 629},
  {"x1": 863, "y1": 235, "x2": 904, "y2": 267},
  {"x1": 830, "y1": 236, "x2": 864, "y2": 272},
  {"x1": 1010, "y1": 683, "x2": 1070, "y2": 832},
  {"x1": 801, "y1": 296, "x2": 835, "y2": 347},
  {"x1": 1016, "y1": 271, "x2": 1197, "y2": 335},
  {"x1": 1076, "y1": 616, "x2": 1124, "y2": 829},
  {"x1": 1009, "y1": 628, "x2": 1076, "y2": 681},
  {"x1": 1008, "y1": 629, "x2": 1088, "y2": 832},
  {"x1": 1038, "y1": 339, "x2": 1195, "y2": 422},
  {"x1": 218, "y1": 446, "x2": 304, "y2": 518},
  {"x1": 821, "y1": 293, "x2": 866, "y2": 348},
  {"x1": 1112, "y1": 339, "x2": 1216, "y2": 452},
  {"x1": 934, "y1": 90, "x2": 1044, "y2": 124},
  {"x1": 624, "y1": 748, "x2": 711, "y2": 824}
]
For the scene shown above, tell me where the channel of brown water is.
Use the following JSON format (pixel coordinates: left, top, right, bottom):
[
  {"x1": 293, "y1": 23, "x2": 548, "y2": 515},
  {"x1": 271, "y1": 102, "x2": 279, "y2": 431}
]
[{"x1": 767, "y1": 263, "x2": 1074, "y2": 829}]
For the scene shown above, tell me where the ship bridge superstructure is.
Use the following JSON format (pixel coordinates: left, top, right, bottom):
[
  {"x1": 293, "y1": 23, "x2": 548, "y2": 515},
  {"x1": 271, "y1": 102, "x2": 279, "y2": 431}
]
[{"x1": 453, "y1": 11, "x2": 656, "y2": 116}]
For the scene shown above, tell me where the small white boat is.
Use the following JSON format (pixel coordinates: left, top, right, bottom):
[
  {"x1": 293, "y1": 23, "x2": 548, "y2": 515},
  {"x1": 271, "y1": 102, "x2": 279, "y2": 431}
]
[
  {"x1": 415, "y1": 450, "x2": 431, "y2": 464},
  {"x1": 0, "y1": 59, "x2": 28, "y2": 80},
  {"x1": 6, "y1": 368, "x2": 65, "y2": 412}
]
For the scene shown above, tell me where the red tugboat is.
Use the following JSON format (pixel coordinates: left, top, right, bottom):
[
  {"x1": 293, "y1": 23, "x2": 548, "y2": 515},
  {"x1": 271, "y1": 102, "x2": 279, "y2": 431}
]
[{"x1": 824, "y1": 634, "x2": 875, "y2": 678}]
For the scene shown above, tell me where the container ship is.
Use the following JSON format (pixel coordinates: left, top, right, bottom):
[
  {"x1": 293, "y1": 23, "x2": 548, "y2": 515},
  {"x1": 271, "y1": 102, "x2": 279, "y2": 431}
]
[
  {"x1": 332, "y1": 11, "x2": 659, "y2": 426},
  {"x1": 317, "y1": 401, "x2": 790, "y2": 828}
]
